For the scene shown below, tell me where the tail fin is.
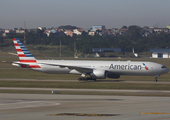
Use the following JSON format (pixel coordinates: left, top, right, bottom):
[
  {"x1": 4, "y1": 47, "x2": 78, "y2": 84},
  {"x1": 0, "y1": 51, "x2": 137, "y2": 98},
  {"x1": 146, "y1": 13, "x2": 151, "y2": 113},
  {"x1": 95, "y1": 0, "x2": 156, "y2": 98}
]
[
  {"x1": 13, "y1": 38, "x2": 36, "y2": 63},
  {"x1": 13, "y1": 38, "x2": 40, "y2": 68}
]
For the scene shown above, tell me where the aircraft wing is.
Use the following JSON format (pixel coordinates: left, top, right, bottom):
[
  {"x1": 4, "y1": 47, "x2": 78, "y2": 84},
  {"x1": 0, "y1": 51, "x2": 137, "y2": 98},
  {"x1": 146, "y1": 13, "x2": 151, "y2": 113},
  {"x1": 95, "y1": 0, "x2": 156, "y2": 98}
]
[{"x1": 39, "y1": 63, "x2": 93, "y2": 73}]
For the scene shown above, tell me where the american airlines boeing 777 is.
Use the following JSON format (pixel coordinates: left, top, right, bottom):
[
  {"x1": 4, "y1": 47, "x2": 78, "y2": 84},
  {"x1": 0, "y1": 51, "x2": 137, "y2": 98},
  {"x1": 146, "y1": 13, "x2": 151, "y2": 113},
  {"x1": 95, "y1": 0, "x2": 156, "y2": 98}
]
[{"x1": 12, "y1": 38, "x2": 169, "y2": 82}]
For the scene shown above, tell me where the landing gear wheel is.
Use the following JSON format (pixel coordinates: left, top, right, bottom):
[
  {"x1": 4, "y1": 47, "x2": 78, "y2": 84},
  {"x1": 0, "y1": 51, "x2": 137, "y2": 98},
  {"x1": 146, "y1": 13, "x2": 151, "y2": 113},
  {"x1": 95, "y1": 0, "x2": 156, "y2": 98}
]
[
  {"x1": 78, "y1": 78, "x2": 82, "y2": 81},
  {"x1": 86, "y1": 77, "x2": 96, "y2": 81},
  {"x1": 154, "y1": 75, "x2": 159, "y2": 82},
  {"x1": 78, "y1": 77, "x2": 96, "y2": 81},
  {"x1": 78, "y1": 77, "x2": 87, "y2": 81}
]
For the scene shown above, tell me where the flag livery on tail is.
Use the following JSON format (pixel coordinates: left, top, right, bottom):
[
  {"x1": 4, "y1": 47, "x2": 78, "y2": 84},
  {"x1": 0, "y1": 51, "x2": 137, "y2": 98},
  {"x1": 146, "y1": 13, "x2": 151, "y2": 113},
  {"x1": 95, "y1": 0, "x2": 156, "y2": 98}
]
[{"x1": 13, "y1": 38, "x2": 41, "y2": 68}]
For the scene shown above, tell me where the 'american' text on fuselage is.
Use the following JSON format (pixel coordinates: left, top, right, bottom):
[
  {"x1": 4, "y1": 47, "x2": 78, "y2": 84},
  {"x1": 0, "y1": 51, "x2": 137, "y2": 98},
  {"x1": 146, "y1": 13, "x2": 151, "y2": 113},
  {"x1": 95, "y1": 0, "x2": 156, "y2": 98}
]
[{"x1": 109, "y1": 64, "x2": 142, "y2": 70}]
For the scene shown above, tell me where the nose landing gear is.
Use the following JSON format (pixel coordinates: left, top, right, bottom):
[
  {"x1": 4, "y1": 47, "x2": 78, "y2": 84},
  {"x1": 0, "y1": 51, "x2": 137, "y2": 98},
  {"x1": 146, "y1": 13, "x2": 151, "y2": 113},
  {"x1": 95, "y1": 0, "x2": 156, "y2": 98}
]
[{"x1": 155, "y1": 75, "x2": 160, "y2": 82}]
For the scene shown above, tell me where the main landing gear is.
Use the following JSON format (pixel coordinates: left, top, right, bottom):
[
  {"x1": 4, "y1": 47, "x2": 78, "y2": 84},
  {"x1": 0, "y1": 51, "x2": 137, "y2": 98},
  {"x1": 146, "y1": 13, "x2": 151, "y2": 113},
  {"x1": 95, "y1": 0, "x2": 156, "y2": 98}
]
[
  {"x1": 78, "y1": 77, "x2": 96, "y2": 81},
  {"x1": 154, "y1": 75, "x2": 160, "y2": 82},
  {"x1": 78, "y1": 73, "x2": 96, "y2": 81}
]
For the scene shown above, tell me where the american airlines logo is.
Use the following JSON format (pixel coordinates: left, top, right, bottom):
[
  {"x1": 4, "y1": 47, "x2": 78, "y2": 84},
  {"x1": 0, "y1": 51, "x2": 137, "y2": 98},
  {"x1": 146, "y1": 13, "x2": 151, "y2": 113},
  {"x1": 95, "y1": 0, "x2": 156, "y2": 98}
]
[
  {"x1": 109, "y1": 63, "x2": 149, "y2": 70},
  {"x1": 142, "y1": 63, "x2": 149, "y2": 70}
]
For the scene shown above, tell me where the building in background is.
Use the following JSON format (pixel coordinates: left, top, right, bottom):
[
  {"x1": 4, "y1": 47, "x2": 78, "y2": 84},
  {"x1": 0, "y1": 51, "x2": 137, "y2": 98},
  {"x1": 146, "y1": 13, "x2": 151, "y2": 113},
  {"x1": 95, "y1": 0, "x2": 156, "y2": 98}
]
[
  {"x1": 92, "y1": 25, "x2": 105, "y2": 30},
  {"x1": 150, "y1": 49, "x2": 170, "y2": 58}
]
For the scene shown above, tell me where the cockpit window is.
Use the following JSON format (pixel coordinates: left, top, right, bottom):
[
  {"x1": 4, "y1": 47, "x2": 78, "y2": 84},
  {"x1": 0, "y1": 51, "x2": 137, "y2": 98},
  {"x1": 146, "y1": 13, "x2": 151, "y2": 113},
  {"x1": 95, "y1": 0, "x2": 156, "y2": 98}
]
[{"x1": 161, "y1": 66, "x2": 166, "y2": 68}]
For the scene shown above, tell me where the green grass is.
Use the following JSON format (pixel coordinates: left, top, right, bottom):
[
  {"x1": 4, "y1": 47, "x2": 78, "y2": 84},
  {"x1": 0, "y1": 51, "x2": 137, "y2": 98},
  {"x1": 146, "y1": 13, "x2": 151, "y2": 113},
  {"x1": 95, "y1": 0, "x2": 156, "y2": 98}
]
[
  {"x1": 0, "y1": 80, "x2": 170, "y2": 90},
  {"x1": 0, "y1": 69, "x2": 80, "y2": 79}
]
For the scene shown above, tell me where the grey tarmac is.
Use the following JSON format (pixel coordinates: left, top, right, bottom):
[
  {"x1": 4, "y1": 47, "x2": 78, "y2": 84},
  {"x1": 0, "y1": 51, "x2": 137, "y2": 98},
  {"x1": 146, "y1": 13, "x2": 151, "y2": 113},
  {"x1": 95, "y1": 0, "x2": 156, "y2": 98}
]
[{"x1": 0, "y1": 93, "x2": 170, "y2": 120}]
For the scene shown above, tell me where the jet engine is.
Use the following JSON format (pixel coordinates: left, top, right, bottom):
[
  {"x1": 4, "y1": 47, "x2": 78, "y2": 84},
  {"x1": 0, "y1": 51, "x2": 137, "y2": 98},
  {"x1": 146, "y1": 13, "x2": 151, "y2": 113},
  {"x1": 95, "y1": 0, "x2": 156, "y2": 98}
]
[{"x1": 90, "y1": 70, "x2": 107, "y2": 79}]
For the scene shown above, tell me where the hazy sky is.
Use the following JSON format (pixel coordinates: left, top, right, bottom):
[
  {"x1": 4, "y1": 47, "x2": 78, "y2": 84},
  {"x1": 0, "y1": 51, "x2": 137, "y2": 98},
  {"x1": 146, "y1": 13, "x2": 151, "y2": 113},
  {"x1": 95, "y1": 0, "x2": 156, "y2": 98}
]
[{"x1": 1, "y1": 0, "x2": 170, "y2": 29}]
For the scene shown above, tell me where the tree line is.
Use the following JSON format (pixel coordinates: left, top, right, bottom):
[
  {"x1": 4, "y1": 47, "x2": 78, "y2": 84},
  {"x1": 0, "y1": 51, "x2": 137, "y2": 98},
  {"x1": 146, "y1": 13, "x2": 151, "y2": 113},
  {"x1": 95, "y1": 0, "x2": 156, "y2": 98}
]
[{"x1": 2, "y1": 25, "x2": 170, "y2": 54}]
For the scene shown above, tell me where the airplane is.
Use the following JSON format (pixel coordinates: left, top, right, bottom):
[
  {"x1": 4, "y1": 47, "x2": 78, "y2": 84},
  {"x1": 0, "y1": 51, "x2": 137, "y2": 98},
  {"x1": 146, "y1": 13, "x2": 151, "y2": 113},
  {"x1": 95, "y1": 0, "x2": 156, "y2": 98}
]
[{"x1": 12, "y1": 38, "x2": 169, "y2": 82}]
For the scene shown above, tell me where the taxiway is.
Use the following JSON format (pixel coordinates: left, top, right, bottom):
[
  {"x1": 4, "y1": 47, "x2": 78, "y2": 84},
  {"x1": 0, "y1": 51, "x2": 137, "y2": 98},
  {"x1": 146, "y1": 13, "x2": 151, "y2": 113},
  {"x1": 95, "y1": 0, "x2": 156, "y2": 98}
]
[{"x1": 0, "y1": 93, "x2": 170, "y2": 120}]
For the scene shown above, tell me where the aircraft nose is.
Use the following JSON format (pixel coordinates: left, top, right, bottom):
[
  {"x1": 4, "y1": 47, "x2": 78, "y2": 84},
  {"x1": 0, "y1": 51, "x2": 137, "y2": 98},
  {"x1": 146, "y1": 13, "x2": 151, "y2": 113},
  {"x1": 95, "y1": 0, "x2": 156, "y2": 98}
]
[
  {"x1": 166, "y1": 68, "x2": 169, "y2": 73},
  {"x1": 160, "y1": 65, "x2": 169, "y2": 74},
  {"x1": 163, "y1": 68, "x2": 169, "y2": 74}
]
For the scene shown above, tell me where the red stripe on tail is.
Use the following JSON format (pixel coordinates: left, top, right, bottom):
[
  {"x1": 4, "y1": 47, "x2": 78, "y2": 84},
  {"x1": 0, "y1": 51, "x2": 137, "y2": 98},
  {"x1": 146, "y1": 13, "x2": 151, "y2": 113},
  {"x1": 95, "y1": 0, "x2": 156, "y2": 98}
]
[
  {"x1": 16, "y1": 49, "x2": 23, "y2": 52},
  {"x1": 14, "y1": 43, "x2": 19, "y2": 46},
  {"x1": 13, "y1": 38, "x2": 16, "y2": 41},
  {"x1": 18, "y1": 54, "x2": 26, "y2": 57}
]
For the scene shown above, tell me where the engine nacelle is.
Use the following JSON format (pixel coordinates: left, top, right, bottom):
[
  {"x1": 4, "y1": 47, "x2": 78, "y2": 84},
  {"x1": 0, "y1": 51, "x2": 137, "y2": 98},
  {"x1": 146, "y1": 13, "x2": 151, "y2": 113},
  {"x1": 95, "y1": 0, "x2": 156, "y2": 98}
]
[
  {"x1": 107, "y1": 73, "x2": 120, "y2": 79},
  {"x1": 90, "y1": 70, "x2": 107, "y2": 79}
]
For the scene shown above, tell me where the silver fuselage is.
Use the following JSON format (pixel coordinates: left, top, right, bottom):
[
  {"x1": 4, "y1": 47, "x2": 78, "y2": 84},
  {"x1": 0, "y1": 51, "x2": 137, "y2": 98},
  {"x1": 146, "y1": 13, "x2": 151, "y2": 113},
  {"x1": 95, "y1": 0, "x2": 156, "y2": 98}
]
[{"x1": 27, "y1": 60, "x2": 169, "y2": 76}]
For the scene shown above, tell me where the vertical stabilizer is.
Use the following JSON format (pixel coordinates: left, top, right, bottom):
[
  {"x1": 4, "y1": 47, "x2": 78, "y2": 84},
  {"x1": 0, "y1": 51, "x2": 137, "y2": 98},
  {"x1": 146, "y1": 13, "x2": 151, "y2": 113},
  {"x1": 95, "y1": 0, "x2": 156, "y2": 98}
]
[{"x1": 12, "y1": 38, "x2": 40, "y2": 68}]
